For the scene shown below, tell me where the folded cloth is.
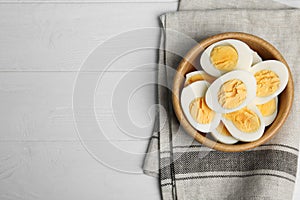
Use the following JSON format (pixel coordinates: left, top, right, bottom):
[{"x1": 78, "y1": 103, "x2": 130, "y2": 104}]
[{"x1": 143, "y1": 1, "x2": 300, "y2": 199}]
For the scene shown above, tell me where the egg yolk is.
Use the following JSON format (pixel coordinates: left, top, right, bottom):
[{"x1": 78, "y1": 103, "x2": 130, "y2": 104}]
[
  {"x1": 185, "y1": 74, "x2": 216, "y2": 86},
  {"x1": 210, "y1": 45, "x2": 238, "y2": 71},
  {"x1": 218, "y1": 79, "x2": 247, "y2": 109},
  {"x1": 257, "y1": 98, "x2": 276, "y2": 116},
  {"x1": 216, "y1": 122, "x2": 232, "y2": 136},
  {"x1": 224, "y1": 107, "x2": 260, "y2": 133},
  {"x1": 189, "y1": 97, "x2": 215, "y2": 124},
  {"x1": 255, "y1": 70, "x2": 280, "y2": 97}
]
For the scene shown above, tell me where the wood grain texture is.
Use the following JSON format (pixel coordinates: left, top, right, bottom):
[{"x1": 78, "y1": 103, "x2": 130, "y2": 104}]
[
  {"x1": 0, "y1": 1, "x2": 176, "y2": 199},
  {"x1": 0, "y1": 0, "x2": 177, "y2": 3},
  {"x1": 0, "y1": 141, "x2": 160, "y2": 200},
  {"x1": 0, "y1": 71, "x2": 156, "y2": 141},
  {"x1": 0, "y1": 3, "x2": 177, "y2": 71}
]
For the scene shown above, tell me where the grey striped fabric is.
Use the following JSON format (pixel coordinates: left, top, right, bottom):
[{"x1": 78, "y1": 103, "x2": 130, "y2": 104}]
[{"x1": 143, "y1": 1, "x2": 300, "y2": 200}]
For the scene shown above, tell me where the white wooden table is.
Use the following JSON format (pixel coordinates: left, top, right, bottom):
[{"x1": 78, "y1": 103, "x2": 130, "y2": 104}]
[{"x1": 0, "y1": 1, "x2": 299, "y2": 199}]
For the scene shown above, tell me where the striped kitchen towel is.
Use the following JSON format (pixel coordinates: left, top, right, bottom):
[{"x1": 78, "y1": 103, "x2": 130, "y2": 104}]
[{"x1": 143, "y1": 0, "x2": 300, "y2": 199}]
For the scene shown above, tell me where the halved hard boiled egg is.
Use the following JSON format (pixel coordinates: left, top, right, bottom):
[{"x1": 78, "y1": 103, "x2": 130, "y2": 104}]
[
  {"x1": 181, "y1": 81, "x2": 221, "y2": 133},
  {"x1": 256, "y1": 97, "x2": 278, "y2": 126},
  {"x1": 200, "y1": 39, "x2": 253, "y2": 77},
  {"x1": 250, "y1": 60, "x2": 289, "y2": 104},
  {"x1": 184, "y1": 70, "x2": 216, "y2": 87},
  {"x1": 222, "y1": 105, "x2": 265, "y2": 142},
  {"x1": 205, "y1": 70, "x2": 256, "y2": 113},
  {"x1": 211, "y1": 122, "x2": 239, "y2": 144}
]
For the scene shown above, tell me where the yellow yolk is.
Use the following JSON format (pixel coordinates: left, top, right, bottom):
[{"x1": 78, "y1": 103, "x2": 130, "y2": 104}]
[
  {"x1": 255, "y1": 70, "x2": 280, "y2": 97},
  {"x1": 218, "y1": 79, "x2": 247, "y2": 109},
  {"x1": 216, "y1": 122, "x2": 232, "y2": 136},
  {"x1": 257, "y1": 98, "x2": 276, "y2": 116},
  {"x1": 224, "y1": 107, "x2": 260, "y2": 133},
  {"x1": 210, "y1": 45, "x2": 238, "y2": 71},
  {"x1": 185, "y1": 73, "x2": 216, "y2": 86},
  {"x1": 189, "y1": 97, "x2": 215, "y2": 124}
]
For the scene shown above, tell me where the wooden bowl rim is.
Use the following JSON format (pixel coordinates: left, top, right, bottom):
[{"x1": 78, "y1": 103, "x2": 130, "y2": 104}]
[{"x1": 172, "y1": 32, "x2": 294, "y2": 152}]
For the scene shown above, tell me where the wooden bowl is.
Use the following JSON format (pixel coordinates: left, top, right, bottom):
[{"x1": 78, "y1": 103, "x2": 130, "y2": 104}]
[{"x1": 172, "y1": 32, "x2": 294, "y2": 152}]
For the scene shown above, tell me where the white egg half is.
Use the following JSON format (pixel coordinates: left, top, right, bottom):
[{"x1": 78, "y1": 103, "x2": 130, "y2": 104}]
[
  {"x1": 252, "y1": 51, "x2": 262, "y2": 66},
  {"x1": 205, "y1": 70, "x2": 256, "y2": 114},
  {"x1": 250, "y1": 60, "x2": 289, "y2": 104},
  {"x1": 200, "y1": 39, "x2": 253, "y2": 77},
  {"x1": 256, "y1": 97, "x2": 278, "y2": 126},
  {"x1": 211, "y1": 122, "x2": 239, "y2": 144},
  {"x1": 222, "y1": 105, "x2": 265, "y2": 142},
  {"x1": 184, "y1": 70, "x2": 215, "y2": 86},
  {"x1": 181, "y1": 81, "x2": 221, "y2": 133}
]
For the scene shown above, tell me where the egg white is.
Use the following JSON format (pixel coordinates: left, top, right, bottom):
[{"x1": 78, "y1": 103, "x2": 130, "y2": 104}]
[
  {"x1": 250, "y1": 60, "x2": 289, "y2": 104},
  {"x1": 200, "y1": 39, "x2": 253, "y2": 77},
  {"x1": 222, "y1": 104, "x2": 265, "y2": 142},
  {"x1": 185, "y1": 70, "x2": 210, "y2": 86},
  {"x1": 252, "y1": 51, "x2": 262, "y2": 66},
  {"x1": 211, "y1": 123, "x2": 239, "y2": 144},
  {"x1": 205, "y1": 70, "x2": 256, "y2": 114},
  {"x1": 181, "y1": 81, "x2": 221, "y2": 133},
  {"x1": 256, "y1": 97, "x2": 278, "y2": 126}
]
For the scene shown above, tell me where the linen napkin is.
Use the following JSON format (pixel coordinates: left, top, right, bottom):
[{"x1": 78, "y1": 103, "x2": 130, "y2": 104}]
[{"x1": 143, "y1": 1, "x2": 300, "y2": 199}]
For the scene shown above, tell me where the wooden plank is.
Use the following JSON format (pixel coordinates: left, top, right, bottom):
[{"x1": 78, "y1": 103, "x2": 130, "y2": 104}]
[
  {"x1": 0, "y1": 71, "x2": 156, "y2": 141},
  {"x1": 0, "y1": 0, "x2": 176, "y2": 3},
  {"x1": 0, "y1": 140, "x2": 160, "y2": 200},
  {"x1": 0, "y1": 3, "x2": 177, "y2": 71}
]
